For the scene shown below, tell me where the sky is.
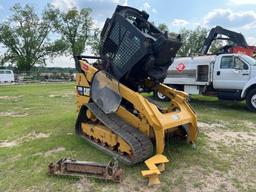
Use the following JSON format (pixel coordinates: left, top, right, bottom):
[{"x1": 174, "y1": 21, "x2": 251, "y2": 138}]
[{"x1": 0, "y1": 0, "x2": 256, "y2": 68}]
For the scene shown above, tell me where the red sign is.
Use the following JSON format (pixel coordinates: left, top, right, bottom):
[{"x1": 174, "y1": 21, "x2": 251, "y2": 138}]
[
  {"x1": 176, "y1": 63, "x2": 186, "y2": 72},
  {"x1": 81, "y1": 64, "x2": 89, "y2": 72}
]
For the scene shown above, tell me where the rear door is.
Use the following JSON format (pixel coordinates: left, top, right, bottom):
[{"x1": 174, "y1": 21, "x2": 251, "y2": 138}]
[{"x1": 213, "y1": 55, "x2": 250, "y2": 89}]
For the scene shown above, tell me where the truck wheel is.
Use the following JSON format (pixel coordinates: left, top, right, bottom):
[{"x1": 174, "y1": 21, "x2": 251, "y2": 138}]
[
  {"x1": 246, "y1": 89, "x2": 256, "y2": 112},
  {"x1": 153, "y1": 91, "x2": 169, "y2": 101}
]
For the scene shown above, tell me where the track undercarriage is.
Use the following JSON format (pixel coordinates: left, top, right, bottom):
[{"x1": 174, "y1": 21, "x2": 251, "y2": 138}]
[{"x1": 76, "y1": 102, "x2": 153, "y2": 165}]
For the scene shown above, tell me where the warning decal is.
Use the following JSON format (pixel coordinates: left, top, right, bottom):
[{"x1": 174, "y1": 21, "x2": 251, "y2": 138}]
[{"x1": 176, "y1": 63, "x2": 186, "y2": 72}]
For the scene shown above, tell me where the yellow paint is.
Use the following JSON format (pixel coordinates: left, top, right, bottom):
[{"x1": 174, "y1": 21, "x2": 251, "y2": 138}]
[
  {"x1": 81, "y1": 123, "x2": 131, "y2": 154},
  {"x1": 116, "y1": 106, "x2": 151, "y2": 136},
  {"x1": 76, "y1": 60, "x2": 199, "y2": 184},
  {"x1": 75, "y1": 73, "x2": 90, "y2": 112},
  {"x1": 141, "y1": 154, "x2": 169, "y2": 186},
  {"x1": 86, "y1": 109, "x2": 96, "y2": 120}
]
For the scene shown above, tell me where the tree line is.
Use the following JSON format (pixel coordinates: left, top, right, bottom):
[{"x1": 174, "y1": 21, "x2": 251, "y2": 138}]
[
  {"x1": 0, "y1": 3, "x2": 99, "y2": 72},
  {"x1": 158, "y1": 23, "x2": 222, "y2": 57},
  {"x1": 0, "y1": 4, "x2": 221, "y2": 72}
]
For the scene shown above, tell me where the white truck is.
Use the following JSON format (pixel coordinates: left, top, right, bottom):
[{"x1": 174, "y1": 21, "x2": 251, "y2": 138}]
[
  {"x1": 0, "y1": 69, "x2": 15, "y2": 83},
  {"x1": 155, "y1": 54, "x2": 256, "y2": 111}
]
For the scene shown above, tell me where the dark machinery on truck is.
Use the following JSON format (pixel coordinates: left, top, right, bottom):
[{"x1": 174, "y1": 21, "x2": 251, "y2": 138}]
[{"x1": 200, "y1": 26, "x2": 256, "y2": 58}]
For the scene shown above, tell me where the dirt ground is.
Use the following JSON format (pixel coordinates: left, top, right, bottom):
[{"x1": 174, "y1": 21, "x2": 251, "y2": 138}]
[{"x1": 97, "y1": 120, "x2": 256, "y2": 192}]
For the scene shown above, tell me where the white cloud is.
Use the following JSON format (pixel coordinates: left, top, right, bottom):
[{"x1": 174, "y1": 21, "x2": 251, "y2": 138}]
[
  {"x1": 46, "y1": 46, "x2": 93, "y2": 68},
  {"x1": 51, "y1": 0, "x2": 129, "y2": 29},
  {"x1": 92, "y1": 19, "x2": 104, "y2": 28},
  {"x1": 247, "y1": 36, "x2": 256, "y2": 45},
  {"x1": 47, "y1": 55, "x2": 74, "y2": 68},
  {"x1": 78, "y1": 0, "x2": 130, "y2": 29},
  {"x1": 112, "y1": 0, "x2": 128, "y2": 6},
  {"x1": 171, "y1": 19, "x2": 189, "y2": 27},
  {"x1": 52, "y1": 0, "x2": 78, "y2": 12},
  {"x1": 140, "y1": 1, "x2": 157, "y2": 14},
  {"x1": 152, "y1": 8, "x2": 157, "y2": 14},
  {"x1": 242, "y1": 21, "x2": 256, "y2": 30},
  {"x1": 229, "y1": 0, "x2": 256, "y2": 5},
  {"x1": 204, "y1": 9, "x2": 256, "y2": 29},
  {"x1": 143, "y1": 2, "x2": 151, "y2": 12}
]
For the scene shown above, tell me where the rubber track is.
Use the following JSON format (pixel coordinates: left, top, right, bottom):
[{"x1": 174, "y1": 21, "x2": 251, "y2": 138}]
[{"x1": 81, "y1": 102, "x2": 153, "y2": 165}]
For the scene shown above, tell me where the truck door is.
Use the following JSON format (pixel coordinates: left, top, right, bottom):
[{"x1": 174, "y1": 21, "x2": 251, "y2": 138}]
[{"x1": 213, "y1": 55, "x2": 250, "y2": 89}]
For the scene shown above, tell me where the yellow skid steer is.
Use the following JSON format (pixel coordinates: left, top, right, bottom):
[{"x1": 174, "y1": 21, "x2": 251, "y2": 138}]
[{"x1": 74, "y1": 5, "x2": 198, "y2": 185}]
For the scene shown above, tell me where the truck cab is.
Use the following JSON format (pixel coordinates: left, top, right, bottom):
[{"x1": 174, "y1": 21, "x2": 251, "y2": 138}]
[
  {"x1": 213, "y1": 54, "x2": 254, "y2": 90},
  {"x1": 157, "y1": 54, "x2": 256, "y2": 111},
  {"x1": 213, "y1": 54, "x2": 256, "y2": 111}
]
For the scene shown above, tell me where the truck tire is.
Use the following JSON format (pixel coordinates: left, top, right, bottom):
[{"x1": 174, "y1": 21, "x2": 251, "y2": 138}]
[
  {"x1": 246, "y1": 89, "x2": 256, "y2": 112},
  {"x1": 153, "y1": 91, "x2": 169, "y2": 101}
]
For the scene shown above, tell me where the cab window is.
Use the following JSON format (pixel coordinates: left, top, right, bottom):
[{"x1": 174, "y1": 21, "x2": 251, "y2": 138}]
[
  {"x1": 234, "y1": 57, "x2": 249, "y2": 70},
  {"x1": 5, "y1": 71, "x2": 12, "y2": 74},
  {"x1": 220, "y1": 56, "x2": 234, "y2": 69},
  {"x1": 220, "y1": 56, "x2": 249, "y2": 70}
]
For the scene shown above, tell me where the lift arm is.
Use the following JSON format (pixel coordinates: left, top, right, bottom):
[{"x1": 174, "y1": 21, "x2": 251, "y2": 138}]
[{"x1": 200, "y1": 26, "x2": 248, "y2": 55}]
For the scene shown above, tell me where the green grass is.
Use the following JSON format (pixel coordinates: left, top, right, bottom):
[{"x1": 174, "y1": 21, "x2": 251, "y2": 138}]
[{"x1": 0, "y1": 83, "x2": 255, "y2": 192}]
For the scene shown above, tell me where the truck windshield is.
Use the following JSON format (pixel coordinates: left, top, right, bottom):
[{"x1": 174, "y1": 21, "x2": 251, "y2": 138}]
[{"x1": 240, "y1": 55, "x2": 256, "y2": 66}]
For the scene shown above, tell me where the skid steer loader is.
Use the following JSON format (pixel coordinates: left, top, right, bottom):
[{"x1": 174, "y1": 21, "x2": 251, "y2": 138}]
[{"x1": 75, "y1": 5, "x2": 198, "y2": 185}]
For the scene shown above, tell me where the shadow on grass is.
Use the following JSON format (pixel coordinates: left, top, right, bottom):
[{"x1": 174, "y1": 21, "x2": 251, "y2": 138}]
[{"x1": 190, "y1": 96, "x2": 247, "y2": 111}]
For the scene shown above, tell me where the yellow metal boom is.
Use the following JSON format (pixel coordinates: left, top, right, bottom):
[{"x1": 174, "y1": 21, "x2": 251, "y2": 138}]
[{"x1": 75, "y1": 60, "x2": 198, "y2": 185}]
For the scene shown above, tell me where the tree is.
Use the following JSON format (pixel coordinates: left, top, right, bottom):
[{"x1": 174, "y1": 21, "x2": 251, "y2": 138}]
[
  {"x1": 208, "y1": 39, "x2": 223, "y2": 54},
  {"x1": 0, "y1": 4, "x2": 62, "y2": 71},
  {"x1": 177, "y1": 27, "x2": 208, "y2": 57},
  {"x1": 176, "y1": 27, "x2": 223, "y2": 57},
  {"x1": 89, "y1": 28, "x2": 101, "y2": 55},
  {"x1": 0, "y1": 55, "x2": 5, "y2": 67},
  {"x1": 158, "y1": 23, "x2": 169, "y2": 33},
  {"x1": 54, "y1": 8, "x2": 94, "y2": 60}
]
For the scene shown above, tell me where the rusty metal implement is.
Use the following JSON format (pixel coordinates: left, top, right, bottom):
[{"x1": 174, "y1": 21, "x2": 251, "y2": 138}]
[{"x1": 48, "y1": 158, "x2": 123, "y2": 182}]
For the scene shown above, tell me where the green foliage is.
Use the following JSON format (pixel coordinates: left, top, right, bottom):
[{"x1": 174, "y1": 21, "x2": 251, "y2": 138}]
[
  {"x1": 208, "y1": 39, "x2": 223, "y2": 54},
  {"x1": 0, "y1": 4, "x2": 62, "y2": 71},
  {"x1": 53, "y1": 8, "x2": 94, "y2": 57},
  {"x1": 177, "y1": 27, "x2": 208, "y2": 57},
  {"x1": 175, "y1": 27, "x2": 223, "y2": 57},
  {"x1": 0, "y1": 55, "x2": 5, "y2": 67},
  {"x1": 89, "y1": 28, "x2": 101, "y2": 55},
  {"x1": 158, "y1": 23, "x2": 169, "y2": 33}
]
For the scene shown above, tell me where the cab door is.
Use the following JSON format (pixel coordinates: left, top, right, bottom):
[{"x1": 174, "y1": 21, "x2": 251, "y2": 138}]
[{"x1": 213, "y1": 55, "x2": 250, "y2": 89}]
